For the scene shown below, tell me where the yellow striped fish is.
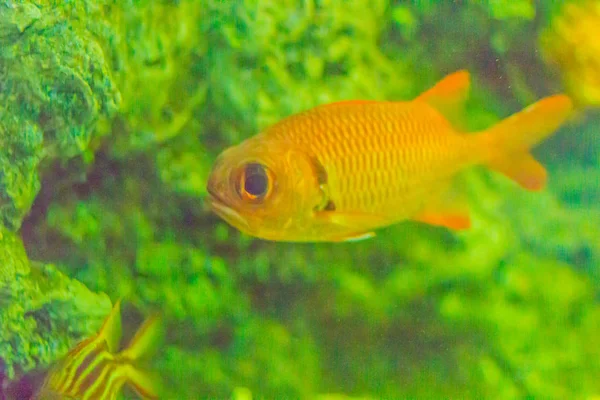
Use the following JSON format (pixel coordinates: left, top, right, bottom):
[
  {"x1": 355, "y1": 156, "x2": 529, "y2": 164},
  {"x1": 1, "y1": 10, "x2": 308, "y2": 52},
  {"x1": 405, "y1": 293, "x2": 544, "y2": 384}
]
[
  {"x1": 206, "y1": 70, "x2": 573, "y2": 242},
  {"x1": 36, "y1": 300, "x2": 162, "y2": 400}
]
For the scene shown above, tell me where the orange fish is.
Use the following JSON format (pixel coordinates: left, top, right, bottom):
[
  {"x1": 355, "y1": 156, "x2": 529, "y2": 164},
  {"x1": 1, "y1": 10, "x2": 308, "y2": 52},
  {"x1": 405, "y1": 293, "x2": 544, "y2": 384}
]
[{"x1": 206, "y1": 71, "x2": 573, "y2": 242}]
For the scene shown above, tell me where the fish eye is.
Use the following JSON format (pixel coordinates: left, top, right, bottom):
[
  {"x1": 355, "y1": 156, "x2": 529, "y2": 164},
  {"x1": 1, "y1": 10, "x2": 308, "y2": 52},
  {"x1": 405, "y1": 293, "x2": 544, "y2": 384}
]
[{"x1": 237, "y1": 162, "x2": 273, "y2": 202}]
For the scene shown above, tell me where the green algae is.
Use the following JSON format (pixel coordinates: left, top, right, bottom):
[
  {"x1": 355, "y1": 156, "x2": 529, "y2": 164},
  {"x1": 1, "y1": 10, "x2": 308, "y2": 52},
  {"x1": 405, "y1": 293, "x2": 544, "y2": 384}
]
[
  {"x1": 0, "y1": 0, "x2": 116, "y2": 384},
  {"x1": 0, "y1": 0, "x2": 599, "y2": 399},
  {"x1": 0, "y1": 228, "x2": 111, "y2": 380}
]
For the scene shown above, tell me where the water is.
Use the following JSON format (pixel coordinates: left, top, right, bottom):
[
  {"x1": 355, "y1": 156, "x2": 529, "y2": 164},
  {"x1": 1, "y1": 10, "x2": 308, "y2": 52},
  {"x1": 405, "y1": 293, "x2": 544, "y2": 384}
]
[{"x1": 1, "y1": 1, "x2": 599, "y2": 398}]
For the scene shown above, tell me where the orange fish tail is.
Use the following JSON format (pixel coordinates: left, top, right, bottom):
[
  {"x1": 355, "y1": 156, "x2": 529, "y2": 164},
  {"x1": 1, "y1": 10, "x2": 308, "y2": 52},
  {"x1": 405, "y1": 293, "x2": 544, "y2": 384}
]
[{"x1": 476, "y1": 94, "x2": 573, "y2": 190}]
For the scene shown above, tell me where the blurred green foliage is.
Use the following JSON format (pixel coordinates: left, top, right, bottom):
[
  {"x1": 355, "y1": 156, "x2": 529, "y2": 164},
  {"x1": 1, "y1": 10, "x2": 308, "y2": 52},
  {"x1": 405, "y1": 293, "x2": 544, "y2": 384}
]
[{"x1": 1, "y1": 0, "x2": 599, "y2": 399}]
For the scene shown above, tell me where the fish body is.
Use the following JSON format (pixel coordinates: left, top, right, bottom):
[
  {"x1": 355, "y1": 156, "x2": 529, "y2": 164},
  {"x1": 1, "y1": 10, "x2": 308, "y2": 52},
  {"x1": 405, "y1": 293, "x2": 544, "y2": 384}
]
[
  {"x1": 36, "y1": 301, "x2": 161, "y2": 400},
  {"x1": 206, "y1": 71, "x2": 573, "y2": 242}
]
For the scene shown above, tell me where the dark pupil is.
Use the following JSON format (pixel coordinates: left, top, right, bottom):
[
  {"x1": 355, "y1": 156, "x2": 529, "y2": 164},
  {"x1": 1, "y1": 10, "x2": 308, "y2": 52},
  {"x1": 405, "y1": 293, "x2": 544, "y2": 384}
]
[{"x1": 244, "y1": 163, "x2": 268, "y2": 197}]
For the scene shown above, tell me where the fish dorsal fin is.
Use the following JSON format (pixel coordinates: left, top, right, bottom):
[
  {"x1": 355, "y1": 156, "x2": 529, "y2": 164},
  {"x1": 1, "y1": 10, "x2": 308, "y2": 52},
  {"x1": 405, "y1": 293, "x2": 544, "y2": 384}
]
[
  {"x1": 97, "y1": 299, "x2": 123, "y2": 353},
  {"x1": 416, "y1": 70, "x2": 471, "y2": 126}
]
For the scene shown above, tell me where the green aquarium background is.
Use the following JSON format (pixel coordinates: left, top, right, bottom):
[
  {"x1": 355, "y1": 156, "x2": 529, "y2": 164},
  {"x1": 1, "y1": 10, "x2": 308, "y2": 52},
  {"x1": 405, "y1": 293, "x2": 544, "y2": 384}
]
[{"x1": 1, "y1": 0, "x2": 599, "y2": 398}]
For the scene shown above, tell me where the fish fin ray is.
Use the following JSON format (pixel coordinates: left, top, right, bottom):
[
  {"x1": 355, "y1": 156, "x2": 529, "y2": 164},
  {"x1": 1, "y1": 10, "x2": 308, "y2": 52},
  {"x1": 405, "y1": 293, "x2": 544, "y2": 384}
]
[
  {"x1": 97, "y1": 299, "x2": 122, "y2": 353},
  {"x1": 478, "y1": 94, "x2": 573, "y2": 191},
  {"x1": 120, "y1": 314, "x2": 163, "y2": 361},
  {"x1": 414, "y1": 188, "x2": 471, "y2": 230},
  {"x1": 123, "y1": 365, "x2": 161, "y2": 400},
  {"x1": 119, "y1": 314, "x2": 164, "y2": 399},
  {"x1": 416, "y1": 70, "x2": 470, "y2": 125}
]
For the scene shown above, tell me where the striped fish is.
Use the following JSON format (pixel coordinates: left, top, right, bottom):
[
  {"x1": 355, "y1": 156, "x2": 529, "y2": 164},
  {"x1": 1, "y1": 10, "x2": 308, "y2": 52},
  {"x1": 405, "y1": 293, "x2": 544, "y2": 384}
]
[
  {"x1": 206, "y1": 70, "x2": 573, "y2": 242},
  {"x1": 36, "y1": 300, "x2": 162, "y2": 400}
]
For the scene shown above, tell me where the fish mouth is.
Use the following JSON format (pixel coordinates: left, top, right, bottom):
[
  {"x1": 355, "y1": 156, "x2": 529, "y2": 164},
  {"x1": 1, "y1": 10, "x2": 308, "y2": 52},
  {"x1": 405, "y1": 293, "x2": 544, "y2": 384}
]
[{"x1": 205, "y1": 189, "x2": 250, "y2": 231}]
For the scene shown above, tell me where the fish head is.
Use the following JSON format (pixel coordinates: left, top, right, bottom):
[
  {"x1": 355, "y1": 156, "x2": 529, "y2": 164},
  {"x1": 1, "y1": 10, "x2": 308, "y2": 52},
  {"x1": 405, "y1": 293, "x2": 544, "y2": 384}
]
[{"x1": 206, "y1": 137, "x2": 324, "y2": 240}]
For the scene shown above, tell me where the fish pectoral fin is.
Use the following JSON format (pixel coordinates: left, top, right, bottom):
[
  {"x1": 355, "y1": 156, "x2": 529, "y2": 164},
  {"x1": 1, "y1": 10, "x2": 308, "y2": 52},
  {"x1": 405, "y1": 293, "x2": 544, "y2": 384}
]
[
  {"x1": 315, "y1": 210, "x2": 389, "y2": 229},
  {"x1": 315, "y1": 210, "x2": 387, "y2": 241},
  {"x1": 413, "y1": 190, "x2": 471, "y2": 230},
  {"x1": 415, "y1": 70, "x2": 471, "y2": 128}
]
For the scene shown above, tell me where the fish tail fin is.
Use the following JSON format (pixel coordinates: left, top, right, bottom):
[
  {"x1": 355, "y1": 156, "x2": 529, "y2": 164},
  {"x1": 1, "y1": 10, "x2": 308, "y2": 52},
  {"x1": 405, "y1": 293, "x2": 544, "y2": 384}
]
[
  {"x1": 477, "y1": 94, "x2": 573, "y2": 191},
  {"x1": 122, "y1": 365, "x2": 161, "y2": 400},
  {"x1": 119, "y1": 313, "x2": 164, "y2": 399},
  {"x1": 121, "y1": 313, "x2": 163, "y2": 361}
]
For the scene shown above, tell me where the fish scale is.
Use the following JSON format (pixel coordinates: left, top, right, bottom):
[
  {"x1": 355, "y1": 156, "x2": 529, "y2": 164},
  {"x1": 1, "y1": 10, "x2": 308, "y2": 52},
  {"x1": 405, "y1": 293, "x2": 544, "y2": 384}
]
[{"x1": 267, "y1": 102, "x2": 469, "y2": 214}]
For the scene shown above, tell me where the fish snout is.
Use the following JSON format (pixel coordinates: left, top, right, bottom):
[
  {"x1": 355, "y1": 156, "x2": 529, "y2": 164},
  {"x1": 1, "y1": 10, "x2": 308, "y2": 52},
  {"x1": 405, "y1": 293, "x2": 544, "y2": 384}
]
[{"x1": 207, "y1": 174, "x2": 227, "y2": 201}]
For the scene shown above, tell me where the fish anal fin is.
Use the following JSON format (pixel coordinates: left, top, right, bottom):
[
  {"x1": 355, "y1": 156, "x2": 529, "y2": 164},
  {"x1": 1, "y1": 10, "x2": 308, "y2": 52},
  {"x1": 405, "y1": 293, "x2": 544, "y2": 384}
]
[
  {"x1": 414, "y1": 188, "x2": 471, "y2": 230},
  {"x1": 414, "y1": 212, "x2": 471, "y2": 230},
  {"x1": 416, "y1": 70, "x2": 471, "y2": 124},
  {"x1": 488, "y1": 152, "x2": 547, "y2": 191}
]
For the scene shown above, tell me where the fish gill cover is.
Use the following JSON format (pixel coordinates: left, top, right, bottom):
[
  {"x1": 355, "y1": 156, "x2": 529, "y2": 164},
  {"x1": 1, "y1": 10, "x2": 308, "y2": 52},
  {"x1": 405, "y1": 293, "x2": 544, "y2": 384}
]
[{"x1": 0, "y1": 0, "x2": 598, "y2": 399}]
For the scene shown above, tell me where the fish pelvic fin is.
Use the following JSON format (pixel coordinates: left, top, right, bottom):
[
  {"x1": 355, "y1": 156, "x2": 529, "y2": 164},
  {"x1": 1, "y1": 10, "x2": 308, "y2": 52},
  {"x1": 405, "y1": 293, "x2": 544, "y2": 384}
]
[
  {"x1": 477, "y1": 94, "x2": 574, "y2": 191},
  {"x1": 416, "y1": 70, "x2": 471, "y2": 126}
]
